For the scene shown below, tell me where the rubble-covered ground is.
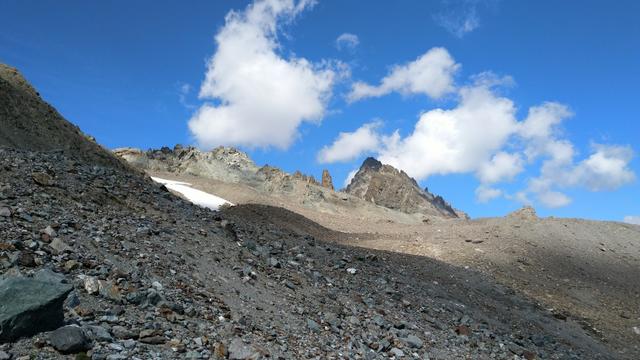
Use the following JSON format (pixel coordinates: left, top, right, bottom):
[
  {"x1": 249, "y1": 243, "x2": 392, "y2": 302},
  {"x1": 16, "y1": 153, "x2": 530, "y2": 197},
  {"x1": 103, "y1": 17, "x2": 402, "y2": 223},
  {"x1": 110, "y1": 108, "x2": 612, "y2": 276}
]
[{"x1": 0, "y1": 148, "x2": 619, "y2": 359}]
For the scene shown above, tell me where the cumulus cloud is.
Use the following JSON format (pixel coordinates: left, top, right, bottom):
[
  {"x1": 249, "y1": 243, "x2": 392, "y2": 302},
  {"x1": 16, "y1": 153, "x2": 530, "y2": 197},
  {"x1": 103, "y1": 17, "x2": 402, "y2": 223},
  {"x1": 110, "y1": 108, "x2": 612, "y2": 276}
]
[
  {"x1": 477, "y1": 152, "x2": 524, "y2": 184},
  {"x1": 347, "y1": 47, "x2": 460, "y2": 102},
  {"x1": 571, "y1": 144, "x2": 636, "y2": 191},
  {"x1": 317, "y1": 121, "x2": 381, "y2": 163},
  {"x1": 188, "y1": 0, "x2": 336, "y2": 150},
  {"x1": 336, "y1": 33, "x2": 359, "y2": 51},
  {"x1": 537, "y1": 190, "x2": 572, "y2": 208},
  {"x1": 476, "y1": 185, "x2": 502, "y2": 203},
  {"x1": 377, "y1": 83, "x2": 517, "y2": 179},
  {"x1": 624, "y1": 216, "x2": 640, "y2": 225}
]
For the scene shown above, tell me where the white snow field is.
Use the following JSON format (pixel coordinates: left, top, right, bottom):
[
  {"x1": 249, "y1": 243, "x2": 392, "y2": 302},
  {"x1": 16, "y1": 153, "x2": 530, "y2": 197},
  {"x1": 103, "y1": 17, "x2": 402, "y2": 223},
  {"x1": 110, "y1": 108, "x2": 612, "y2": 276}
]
[{"x1": 151, "y1": 177, "x2": 233, "y2": 210}]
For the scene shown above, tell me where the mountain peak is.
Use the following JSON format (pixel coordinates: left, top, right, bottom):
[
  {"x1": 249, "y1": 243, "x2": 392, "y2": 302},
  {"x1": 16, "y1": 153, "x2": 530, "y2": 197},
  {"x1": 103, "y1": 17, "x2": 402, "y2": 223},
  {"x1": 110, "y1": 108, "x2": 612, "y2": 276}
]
[
  {"x1": 346, "y1": 157, "x2": 464, "y2": 218},
  {"x1": 361, "y1": 157, "x2": 383, "y2": 171}
]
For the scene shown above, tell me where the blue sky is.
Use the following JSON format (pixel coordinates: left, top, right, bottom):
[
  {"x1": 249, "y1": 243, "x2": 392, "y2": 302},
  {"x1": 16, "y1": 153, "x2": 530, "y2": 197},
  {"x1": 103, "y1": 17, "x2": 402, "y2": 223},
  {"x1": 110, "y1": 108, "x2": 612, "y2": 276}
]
[{"x1": 1, "y1": 0, "x2": 638, "y2": 221}]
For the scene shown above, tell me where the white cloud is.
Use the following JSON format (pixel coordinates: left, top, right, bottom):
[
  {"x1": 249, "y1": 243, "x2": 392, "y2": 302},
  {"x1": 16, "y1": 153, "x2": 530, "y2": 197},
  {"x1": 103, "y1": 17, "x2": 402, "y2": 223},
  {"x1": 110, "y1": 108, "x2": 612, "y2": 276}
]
[
  {"x1": 475, "y1": 185, "x2": 502, "y2": 203},
  {"x1": 377, "y1": 83, "x2": 517, "y2": 179},
  {"x1": 347, "y1": 47, "x2": 460, "y2": 102},
  {"x1": 537, "y1": 190, "x2": 572, "y2": 208},
  {"x1": 336, "y1": 33, "x2": 359, "y2": 51},
  {"x1": 434, "y1": 0, "x2": 482, "y2": 38},
  {"x1": 188, "y1": 0, "x2": 336, "y2": 150},
  {"x1": 571, "y1": 144, "x2": 635, "y2": 191},
  {"x1": 519, "y1": 102, "x2": 572, "y2": 141},
  {"x1": 317, "y1": 121, "x2": 381, "y2": 163},
  {"x1": 477, "y1": 151, "x2": 524, "y2": 184},
  {"x1": 623, "y1": 216, "x2": 640, "y2": 225}
]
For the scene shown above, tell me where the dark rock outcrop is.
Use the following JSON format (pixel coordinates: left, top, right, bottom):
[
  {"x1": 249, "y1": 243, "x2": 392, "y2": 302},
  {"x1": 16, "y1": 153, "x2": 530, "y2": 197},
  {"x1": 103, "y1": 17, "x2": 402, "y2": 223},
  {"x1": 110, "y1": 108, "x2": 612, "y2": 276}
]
[
  {"x1": 346, "y1": 157, "x2": 465, "y2": 218},
  {"x1": 0, "y1": 270, "x2": 73, "y2": 342}
]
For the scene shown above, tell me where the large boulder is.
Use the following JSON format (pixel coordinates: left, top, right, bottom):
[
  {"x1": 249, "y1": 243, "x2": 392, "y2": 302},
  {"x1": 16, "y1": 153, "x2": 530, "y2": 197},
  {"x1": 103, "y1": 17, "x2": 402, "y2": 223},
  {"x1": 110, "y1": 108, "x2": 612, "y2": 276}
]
[{"x1": 0, "y1": 270, "x2": 73, "y2": 342}]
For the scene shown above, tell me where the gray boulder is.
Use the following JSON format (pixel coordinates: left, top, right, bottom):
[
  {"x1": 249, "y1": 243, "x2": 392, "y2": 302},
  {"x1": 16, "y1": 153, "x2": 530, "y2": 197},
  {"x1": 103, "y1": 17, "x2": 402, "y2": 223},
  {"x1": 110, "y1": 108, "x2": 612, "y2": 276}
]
[
  {"x1": 48, "y1": 325, "x2": 91, "y2": 354},
  {"x1": 0, "y1": 270, "x2": 72, "y2": 342}
]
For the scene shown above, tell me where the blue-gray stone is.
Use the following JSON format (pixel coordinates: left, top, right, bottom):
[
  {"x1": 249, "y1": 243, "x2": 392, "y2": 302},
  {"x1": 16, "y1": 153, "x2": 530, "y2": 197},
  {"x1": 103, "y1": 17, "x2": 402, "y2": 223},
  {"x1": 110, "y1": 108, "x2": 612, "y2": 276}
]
[{"x1": 0, "y1": 270, "x2": 72, "y2": 342}]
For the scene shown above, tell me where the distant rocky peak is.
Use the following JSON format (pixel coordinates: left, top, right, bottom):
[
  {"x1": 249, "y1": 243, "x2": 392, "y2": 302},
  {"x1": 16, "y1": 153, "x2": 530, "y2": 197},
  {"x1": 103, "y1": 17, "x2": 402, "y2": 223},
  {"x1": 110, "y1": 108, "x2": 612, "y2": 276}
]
[{"x1": 346, "y1": 157, "x2": 463, "y2": 218}]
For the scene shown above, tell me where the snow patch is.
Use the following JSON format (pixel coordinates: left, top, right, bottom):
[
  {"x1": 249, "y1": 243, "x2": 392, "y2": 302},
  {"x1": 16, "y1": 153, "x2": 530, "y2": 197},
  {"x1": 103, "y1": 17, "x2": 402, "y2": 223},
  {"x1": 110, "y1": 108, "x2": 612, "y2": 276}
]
[{"x1": 151, "y1": 177, "x2": 233, "y2": 210}]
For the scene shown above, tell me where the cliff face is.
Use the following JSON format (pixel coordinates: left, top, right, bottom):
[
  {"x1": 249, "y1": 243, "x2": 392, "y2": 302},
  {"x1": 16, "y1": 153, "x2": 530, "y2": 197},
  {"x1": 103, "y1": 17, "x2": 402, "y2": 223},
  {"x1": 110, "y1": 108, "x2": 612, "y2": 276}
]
[{"x1": 345, "y1": 157, "x2": 465, "y2": 218}]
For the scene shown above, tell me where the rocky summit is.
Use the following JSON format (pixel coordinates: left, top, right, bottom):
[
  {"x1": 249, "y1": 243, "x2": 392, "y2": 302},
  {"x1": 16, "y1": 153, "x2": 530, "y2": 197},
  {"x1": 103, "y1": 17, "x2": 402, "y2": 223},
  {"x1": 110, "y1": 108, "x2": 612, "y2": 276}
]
[
  {"x1": 1, "y1": 63, "x2": 638, "y2": 360},
  {"x1": 346, "y1": 157, "x2": 465, "y2": 218}
]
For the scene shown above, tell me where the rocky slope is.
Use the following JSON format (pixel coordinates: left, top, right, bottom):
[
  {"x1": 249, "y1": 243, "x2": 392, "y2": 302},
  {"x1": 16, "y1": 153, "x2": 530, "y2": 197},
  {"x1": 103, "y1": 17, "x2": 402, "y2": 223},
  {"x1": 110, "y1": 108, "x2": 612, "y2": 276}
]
[
  {"x1": 346, "y1": 158, "x2": 465, "y2": 218},
  {"x1": 0, "y1": 64, "x2": 126, "y2": 171},
  {"x1": 0, "y1": 148, "x2": 615, "y2": 359}
]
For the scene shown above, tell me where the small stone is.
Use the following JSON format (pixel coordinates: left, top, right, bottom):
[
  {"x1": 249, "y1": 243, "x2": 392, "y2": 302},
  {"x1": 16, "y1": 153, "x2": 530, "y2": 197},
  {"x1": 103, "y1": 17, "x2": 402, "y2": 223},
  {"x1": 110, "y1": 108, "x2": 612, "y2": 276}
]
[
  {"x1": 49, "y1": 238, "x2": 71, "y2": 254},
  {"x1": 83, "y1": 276, "x2": 99, "y2": 295},
  {"x1": 139, "y1": 329, "x2": 156, "y2": 339},
  {"x1": 139, "y1": 335, "x2": 165, "y2": 344},
  {"x1": 17, "y1": 252, "x2": 36, "y2": 267},
  {"x1": 0, "y1": 207, "x2": 10, "y2": 217},
  {"x1": 98, "y1": 280, "x2": 122, "y2": 302},
  {"x1": 228, "y1": 338, "x2": 259, "y2": 360},
  {"x1": 346, "y1": 268, "x2": 357, "y2": 275},
  {"x1": 41, "y1": 226, "x2": 57, "y2": 239},
  {"x1": 151, "y1": 281, "x2": 163, "y2": 291},
  {"x1": 48, "y1": 325, "x2": 91, "y2": 354},
  {"x1": 633, "y1": 326, "x2": 640, "y2": 335},
  {"x1": 307, "y1": 319, "x2": 320, "y2": 332},
  {"x1": 32, "y1": 172, "x2": 52, "y2": 186},
  {"x1": 455, "y1": 325, "x2": 471, "y2": 336},
  {"x1": 122, "y1": 339, "x2": 136, "y2": 349},
  {"x1": 404, "y1": 334, "x2": 423, "y2": 348},
  {"x1": 267, "y1": 257, "x2": 281, "y2": 268},
  {"x1": 389, "y1": 347, "x2": 404, "y2": 357},
  {"x1": 64, "y1": 260, "x2": 79, "y2": 272},
  {"x1": 83, "y1": 325, "x2": 112, "y2": 342},
  {"x1": 108, "y1": 343, "x2": 124, "y2": 351},
  {"x1": 213, "y1": 342, "x2": 227, "y2": 358},
  {"x1": 111, "y1": 325, "x2": 138, "y2": 340}
]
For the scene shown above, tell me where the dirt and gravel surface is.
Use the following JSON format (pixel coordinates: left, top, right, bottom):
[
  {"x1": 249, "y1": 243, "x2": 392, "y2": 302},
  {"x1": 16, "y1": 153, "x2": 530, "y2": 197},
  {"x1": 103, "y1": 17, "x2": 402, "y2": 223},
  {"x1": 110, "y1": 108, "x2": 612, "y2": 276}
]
[
  {"x1": 138, "y1": 171, "x2": 640, "y2": 359},
  {"x1": 212, "y1": 198, "x2": 640, "y2": 359}
]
